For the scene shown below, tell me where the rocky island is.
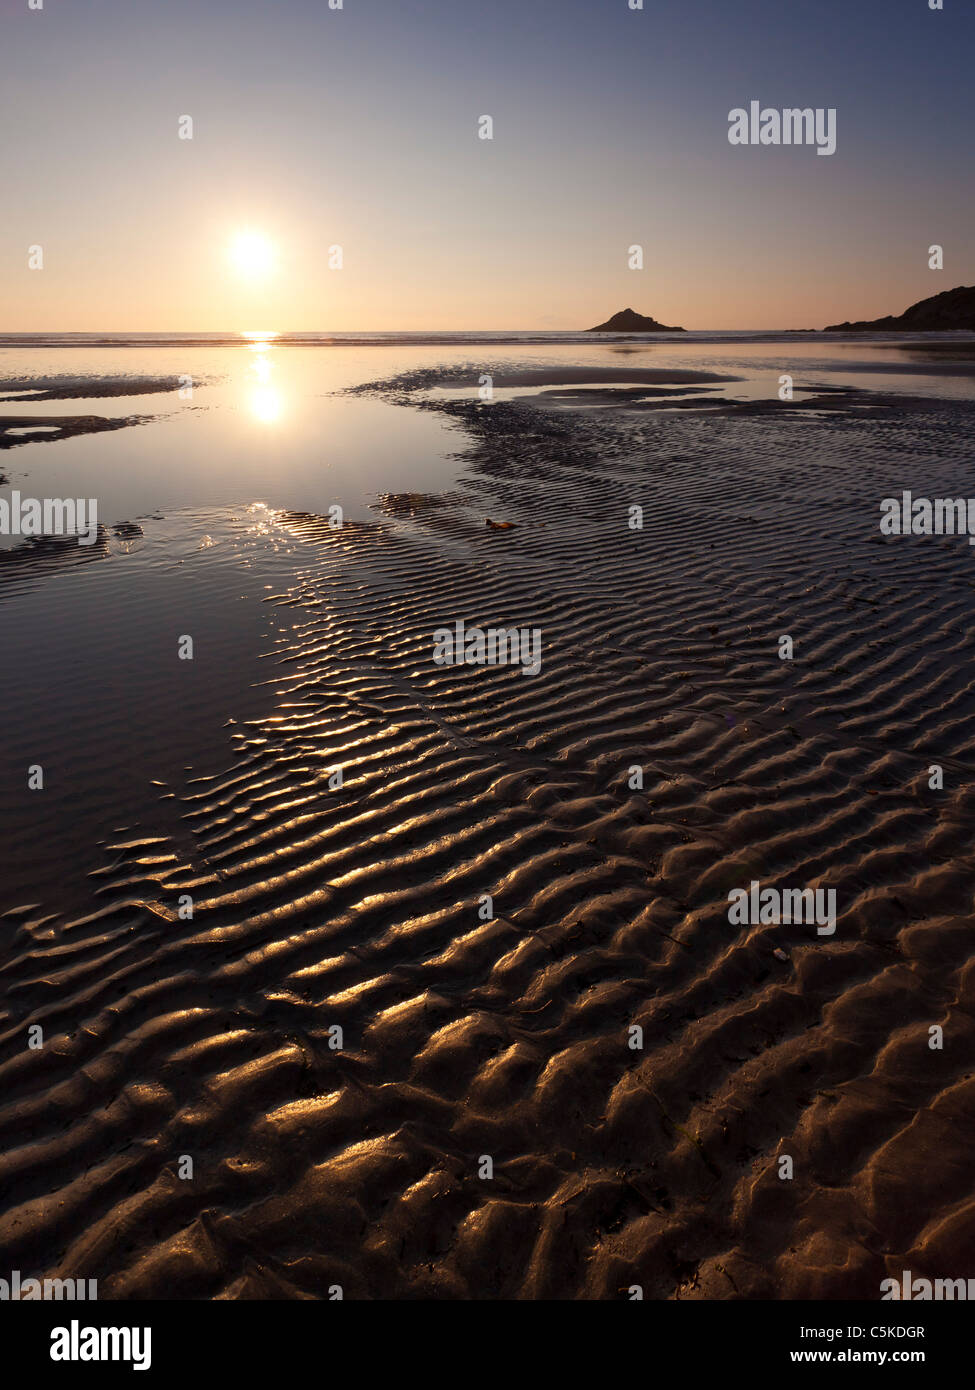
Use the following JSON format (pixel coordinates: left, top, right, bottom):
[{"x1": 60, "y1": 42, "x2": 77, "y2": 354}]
[
  {"x1": 824, "y1": 285, "x2": 975, "y2": 332},
  {"x1": 588, "y1": 307, "x2": 686, "y2": 332}
]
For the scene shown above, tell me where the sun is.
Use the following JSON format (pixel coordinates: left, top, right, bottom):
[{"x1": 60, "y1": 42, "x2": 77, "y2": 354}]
[{"x1": 229, "y1": 231, "x2": 276, "y2": 279}]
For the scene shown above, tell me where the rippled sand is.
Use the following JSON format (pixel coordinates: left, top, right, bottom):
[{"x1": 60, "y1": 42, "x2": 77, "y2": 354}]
[{"x1": 1, "y1": 375, "x2": 974, "y2": 1299}]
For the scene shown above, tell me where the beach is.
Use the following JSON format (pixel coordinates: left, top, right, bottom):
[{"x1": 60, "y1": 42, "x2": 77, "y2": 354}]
[{"x1": 1, "y1": 335, "x2": 974, "y2": 1299}]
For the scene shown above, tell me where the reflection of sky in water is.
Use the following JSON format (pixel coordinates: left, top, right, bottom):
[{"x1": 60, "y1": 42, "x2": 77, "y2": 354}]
[
  {"x1": 0, "y1": 344, "x2": 476, "y2": 540},
  {"x1": 0, "y1": 340, "x2": 972, "y2": 547},
  {"x1": 0, "y1": 336, "x2": 972, "y2": 911},
  {"x1": 0, "y1": 505, "x2": 306, "y2": 915}
]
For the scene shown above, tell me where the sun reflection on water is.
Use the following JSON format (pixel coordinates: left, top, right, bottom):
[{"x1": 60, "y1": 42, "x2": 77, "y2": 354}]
[
  {"x1": 250, "y1": 383, "x2": 283, "y2": 423},
  {"x1": 241, "y1": 335, "x2": 284, "y2": 423}
]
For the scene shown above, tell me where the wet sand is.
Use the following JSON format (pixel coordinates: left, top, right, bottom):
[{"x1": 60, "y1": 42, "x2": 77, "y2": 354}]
[
  {"x1": 0, "y1": 376, "x2": 183, "y2": 451},
  {"x1": 1, "y1": 367, "x2": 974, "y2": 1299},
  {"x1": 0, "y1": 414, "x2": 155, "y2": 450}
]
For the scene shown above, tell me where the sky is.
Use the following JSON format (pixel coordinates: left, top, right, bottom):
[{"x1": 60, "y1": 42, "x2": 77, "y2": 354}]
[{"x1": 1, "y1": 0, "x2": 972, "y2": 331}]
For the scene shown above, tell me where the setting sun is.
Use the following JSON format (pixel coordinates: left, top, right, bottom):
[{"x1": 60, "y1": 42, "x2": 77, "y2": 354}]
[{"x1": 229, "y1": 231, "x2": 276, "y2": 279}]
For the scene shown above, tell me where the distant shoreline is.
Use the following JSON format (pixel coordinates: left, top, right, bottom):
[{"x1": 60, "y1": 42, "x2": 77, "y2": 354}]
[{"x1": 2, "y1": 330, "x2": 975, "y2": 348}]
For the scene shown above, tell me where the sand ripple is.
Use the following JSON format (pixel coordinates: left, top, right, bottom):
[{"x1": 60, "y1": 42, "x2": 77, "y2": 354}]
[{"x1": 1, "y1": 390, "x2": 974, "y2": 1298}]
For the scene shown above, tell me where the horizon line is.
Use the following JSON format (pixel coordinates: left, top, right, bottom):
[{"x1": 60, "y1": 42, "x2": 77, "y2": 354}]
[{"x1": 4, "y1": 325, "x2": 973, "y2": 336}]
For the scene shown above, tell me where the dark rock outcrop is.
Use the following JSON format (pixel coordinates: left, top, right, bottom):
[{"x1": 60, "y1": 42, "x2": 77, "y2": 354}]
[
  {"x1": 588, "y1": 307, "x2": 685, "y2": 333},
  {"x1": 824, "y1": 285, "x2": 975, "y2": 332}
]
